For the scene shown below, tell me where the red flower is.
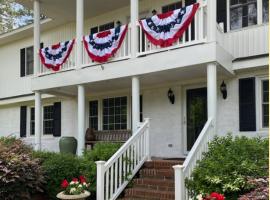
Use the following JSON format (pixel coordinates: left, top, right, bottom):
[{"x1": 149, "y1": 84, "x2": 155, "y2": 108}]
[
  {"x1": 72, "y1": 178, "x2": 79, "y2": 183},
  {"x1": 210, "y1": 192, "x2": 225, "y2": 200},
  {"x1": 61, "y1": 179, "x2": 69, "y2": 188},
  {"x1": 79, "y1": 175, "x2": 87, "y2": 183}
]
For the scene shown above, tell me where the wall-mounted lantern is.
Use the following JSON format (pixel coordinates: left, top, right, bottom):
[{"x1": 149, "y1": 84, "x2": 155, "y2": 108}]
[
  {"x1": 167, "y1": 88, "x2": 175, "y2": 104},
  {"x1": 220, "y1": 81, "x2": 227, "y2": 99}
]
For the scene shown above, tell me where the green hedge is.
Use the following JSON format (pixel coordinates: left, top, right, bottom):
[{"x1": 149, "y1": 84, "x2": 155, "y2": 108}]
[
  {"x1": 33, "y1": 142, "x2": 122, "y2": 199},
  {"x1": 185, "y1": 135, "x2": 269, "y2": 200}
]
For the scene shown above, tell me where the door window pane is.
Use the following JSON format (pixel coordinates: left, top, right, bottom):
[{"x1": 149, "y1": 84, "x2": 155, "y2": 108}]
[{"x1": 103, "y1": 97, "x2": 127, "y2": 130}]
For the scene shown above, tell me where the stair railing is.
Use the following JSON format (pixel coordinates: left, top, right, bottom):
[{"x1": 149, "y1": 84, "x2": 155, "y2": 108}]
[
  {"x1": 96, "y1": 118, "x2": 150, "y2": 200},
  {"x1": 174, "y1": 117, "x2": 214, "y2": 200}
]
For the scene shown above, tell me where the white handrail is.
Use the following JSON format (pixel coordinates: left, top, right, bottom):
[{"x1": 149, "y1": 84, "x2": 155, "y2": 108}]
[
  {"x1": 174, "y1": 117, "x2": 215, "y2": 200},
  {"x1": 96, "y1": 118, "x2": 150, "y2": 200}
]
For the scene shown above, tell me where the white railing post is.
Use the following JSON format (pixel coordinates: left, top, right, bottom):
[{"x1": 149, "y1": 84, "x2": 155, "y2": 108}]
[
  {"x1": 145, "y1": 118, "x2": 151, "y2": 161},
  {"x1": 173, "y1": 165, "x2": 185, "y2": 200},
  {"x1": 96, "y1": 161, "x2": 106, "y2": 200}
]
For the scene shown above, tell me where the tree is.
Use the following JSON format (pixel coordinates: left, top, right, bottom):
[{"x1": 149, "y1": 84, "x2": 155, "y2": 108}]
[{"x1": 0, "y1": 0, "x2": 33, "y2": 33}]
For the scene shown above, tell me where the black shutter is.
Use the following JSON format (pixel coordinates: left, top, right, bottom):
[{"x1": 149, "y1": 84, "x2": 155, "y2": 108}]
[
  {"x1": 20, "y1": 48, "x2": 25, "y2": 77},
  {"x1": 53, "y1": 102, "x2": 61, "y2": 137},
  {"x1": 217, "y1": 0, "x2": 227, "y2": 32},
  {"x1": 20, "y1": 106, "x2": 27, "y2": 137},
  {"x1": 239, "y1": 78, "x2": 256, "y2": 131},
  {"x1": 40, "y1": 42, "x2": 44, "y2": 49}
]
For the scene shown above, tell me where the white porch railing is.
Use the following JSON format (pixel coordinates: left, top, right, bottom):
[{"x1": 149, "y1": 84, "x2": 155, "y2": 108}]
[
  {"x1": 137, "y1": 1, "x2": 207, "y2": 56},
  {"x1": 174, "y1": 117, "x2": 214, "y2": 200},
  {"x1": 82, "y1": 25, "x2": 131, "y2": 67},
  {"x1": 96, "y1": 118, "x2": 150, "y2": 200}
]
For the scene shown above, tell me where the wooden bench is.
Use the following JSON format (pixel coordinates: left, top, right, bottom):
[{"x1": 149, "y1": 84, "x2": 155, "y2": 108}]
[{"x1": 85, "y1": 129, "x2": 132, "y2": 149}]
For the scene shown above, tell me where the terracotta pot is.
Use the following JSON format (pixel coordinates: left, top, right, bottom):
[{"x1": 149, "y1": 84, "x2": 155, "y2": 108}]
[{"x1": 56, "y1": 191, "x2": 90, "y2": 200}]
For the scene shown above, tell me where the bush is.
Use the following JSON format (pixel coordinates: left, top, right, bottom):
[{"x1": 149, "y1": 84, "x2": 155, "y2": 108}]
[
  {"x1": 0, "y1": 137, "x2": 45, "y2": 200},
  {"x1": 83, "y1": 142, "x2": 122, "y2": 161},
  {"x1": 185, "y1": 135, "x2": 269, "y2": 200},
  {"x1": 33, "y1": 142, "x2": 121, "y2": 199}
]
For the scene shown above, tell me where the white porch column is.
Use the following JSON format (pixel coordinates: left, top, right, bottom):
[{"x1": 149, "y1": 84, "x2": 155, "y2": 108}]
[
  {"x1": 207, "y1": 63, "x2": 217, "y2": 127},
  {"x1": 132, "y1": 76, "x2": 140, "y2": 133},
  {"x1": 207, "y1": 0, "x2": 217, "y2": 42},
  {"x1": 77, "y1": 85, "x2": 86, "y2": 156},
  {"x1": 76, "y1": 0, "x2": 84, "y2": 68},
  {"x1": 33, "y1": 0, "x2": 40, "y2": 75},
  {"x1": 34, "y1": 92, "x2": 42, "y2": 150},
  {"x1": 130, "y1": 0, "x2": 138, "y2": 58}
]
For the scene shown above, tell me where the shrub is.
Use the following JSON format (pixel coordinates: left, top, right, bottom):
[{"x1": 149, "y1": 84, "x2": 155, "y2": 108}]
[
  {"x1": 33, "y1": 142, "x2": 121, "y2": 199},
  {"x1": 185, "y1": 135, "x2": 269, "y2": 200},
  {"x1": 0, "y1": 137, "x2": 45, "y2": 200},
  {"x1": 83, "y1": 142, "x2": 122, "y2": 161}
]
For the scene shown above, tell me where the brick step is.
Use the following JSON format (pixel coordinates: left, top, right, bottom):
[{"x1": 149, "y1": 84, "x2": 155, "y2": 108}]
[
  {"x1": 143, "y1": 160, "x2": 184, "y2": 169},
  {"x1": 132, "y1": 178, "x2": 174, "y2": 191},
  {"x1": 139, "y1": 168, "x2": 174, "y2": 179},
  {"x1": 124, "y1": 188, "x2": 174, "y2": 200}
]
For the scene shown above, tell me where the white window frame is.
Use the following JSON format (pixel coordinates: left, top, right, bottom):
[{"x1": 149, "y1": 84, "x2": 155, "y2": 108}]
[
  {"x1": 24, "y1": 45, "x2": 34, "y2": 77},
  {"x1": 227, "y1": 0, "x2": 268, "y2": 32},
  {"x1": 256, "y1": 76, "x2": 269, "y2": 130}
]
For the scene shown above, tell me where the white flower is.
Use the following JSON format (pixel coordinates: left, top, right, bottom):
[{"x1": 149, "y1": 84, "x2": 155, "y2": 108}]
[
  {"x1": 70, "y1": 181, "x2": 75, "y2": 185},
  {"x1": 196, "y1": 194, "x2": 203, "y2": 200},
  {"x1": 70, "y1": 188, "x2": 76, "y2": 194},
  {"x1": 78, "y1": 184, "x2": 82, "y2": 188},
  {"x1": 83, "y1": 182, "x2": 87, "y2": 186}
]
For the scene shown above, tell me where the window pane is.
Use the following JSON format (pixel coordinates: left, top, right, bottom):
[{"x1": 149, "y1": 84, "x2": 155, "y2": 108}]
[
  {"x1": 248, "y1": 3, "x2": 257, "y2": 26},
  {"x1": 262, "y1": 80, "x2": 269, "y2": 128},
  {"x1": 43, "y1": 105, "x2": 54, "y2": 135},
  {"x1": 30, "y1": 108, "x2": 35, "y2": 136},
  {"x1": 231, "y1": 7, "x2": 243, "y2": 30},
  {"x1": 26, "y1": 46, "x2": 34, "y2": 75},
  {"x1": 102, "y1": 96, "x2": 127, "y2": 130},
  {"x1": 263, "y1": 0, "x2": 269, "y2": 22}
]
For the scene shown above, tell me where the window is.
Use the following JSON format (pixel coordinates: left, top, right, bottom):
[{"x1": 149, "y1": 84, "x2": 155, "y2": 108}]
[
  {"x1": 90, "y1": 22, "x2": 115, "y2": 34},
  {"x1": 30, "y1": 107, "x2": 35, "y2": 136},
  {"x1": 89, "y1": 101, "x2": 98, "y2": 130},
  {"x1": 103, "y1": 97, "x2": 127, "y2": 130},
  {"x1": 43, "y1": 105, "x2": 54, "y2": 135},
  {"x1": 230, "y1": 0, "x2": 257, "y2": 30},
  {"x1": 162, "y1": 2, "x2": 182, "y2": 13},
  {"x1": 26, "y1": 46, "x2": 34, "y2": 75},
  {"x1": 263, "y1": 0, "x2": 269, "y2": 23},
  {"x1": 261, "y1": 80, "x2": 269, "y2": 128}
]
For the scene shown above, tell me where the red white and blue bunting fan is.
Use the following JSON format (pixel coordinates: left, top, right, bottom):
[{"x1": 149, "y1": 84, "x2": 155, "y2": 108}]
[
  {"x1": 139, "y1": 3, "x2": 199, "y2": 47},
  {"x1": 83, "y1": 25, "x2": 128, "y2": 63},
  {"x1": 39, "y1": 39, "x2": 75, "y2": 71}
]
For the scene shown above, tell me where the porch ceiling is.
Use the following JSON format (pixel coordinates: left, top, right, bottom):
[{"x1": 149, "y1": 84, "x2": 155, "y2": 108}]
[
  {"x1": 43, "y1": 64, "x2": 229, "y2": 97},
  {"x1": 16, "y1": 0, "x2": 130, "y2": 24}
]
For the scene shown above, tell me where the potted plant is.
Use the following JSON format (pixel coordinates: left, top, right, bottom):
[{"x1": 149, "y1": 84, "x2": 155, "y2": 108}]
[{"x1": 56, "y1": 176, "x2": 90, "y2": 200}]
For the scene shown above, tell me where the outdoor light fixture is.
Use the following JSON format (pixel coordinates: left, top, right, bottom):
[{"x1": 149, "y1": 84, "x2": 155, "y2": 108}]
[
  {"x1": 167, "y1": 88, "x2": 175, "y2": 104},
  {"x1": 220, "y1": 81, "x2": 227, "y2": 99}
]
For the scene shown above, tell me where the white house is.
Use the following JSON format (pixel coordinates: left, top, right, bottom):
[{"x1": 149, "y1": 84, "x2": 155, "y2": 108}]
[{"x1": 0, "y1": 0, "x2": 268, "y2": 199}]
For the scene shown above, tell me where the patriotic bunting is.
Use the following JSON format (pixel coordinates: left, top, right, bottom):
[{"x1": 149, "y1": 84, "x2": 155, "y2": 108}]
[
  {"x1": 83, "y1": 25, "x2": 128, "y2": 63},
  {"x1": 139, "y1": 3, "x2": 199, "y2": 47},
  {"x1": 39, "y1": 39, "x2": 75, "y2": 71}
]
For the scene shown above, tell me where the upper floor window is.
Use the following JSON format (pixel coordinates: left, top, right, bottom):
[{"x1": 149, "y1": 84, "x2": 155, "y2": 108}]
[
  {"x1": 230, "y1": 0, "x2": 257, "y2": 30},
  {"x1": 162, "y1": 1, "x2": 182, "y2": 13},
  {"x1": 20, "y1": 46, "x2": 33, "y2": 77},
  {"x1": 261, "y1": 79, "x2": 269, "y2": 128},
  {"x1": 90, "y1": 22, "x2": 115, "y2": 34},
  {"x1": 103, "y1": 96, "x2": 127, "y2": 130},
  {"x1": 263, "y1": 0, "x2": 269, "y2": 23}
]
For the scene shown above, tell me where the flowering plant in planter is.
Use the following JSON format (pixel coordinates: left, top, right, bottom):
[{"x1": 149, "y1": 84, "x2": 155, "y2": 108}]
[
  {"x1": 197, "y1": 192, "x2": 225, "y2": 200},
  {"x1": 60, "y1": 176, "x2": 90, "y2": 195}
]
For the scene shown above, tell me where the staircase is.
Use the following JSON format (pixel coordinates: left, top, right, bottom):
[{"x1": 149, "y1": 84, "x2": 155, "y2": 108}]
[{"x1": 118, "y1": 159, "x2": 184, "y2": 200}]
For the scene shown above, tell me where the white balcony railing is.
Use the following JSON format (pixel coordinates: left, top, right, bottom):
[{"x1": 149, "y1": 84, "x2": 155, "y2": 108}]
[
  {"x1": 174, "y1": 118, "x2": 215, "y2": 200},
  {"x1": 38, "y1": 1, "x2": 207, "y2": 76},
  {"x1": 96, "y1": 118, "x2": 150, "y2": 200}
]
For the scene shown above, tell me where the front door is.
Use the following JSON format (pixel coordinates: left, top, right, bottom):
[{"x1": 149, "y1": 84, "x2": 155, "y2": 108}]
[{"x1": 186, "y1": 87, "x2": 207, "y2": 151}]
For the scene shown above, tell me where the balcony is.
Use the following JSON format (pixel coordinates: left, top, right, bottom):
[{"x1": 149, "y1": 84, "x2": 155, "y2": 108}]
[{"x1": 38, "y1": 2, "x2": 207, "y2": 76}]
